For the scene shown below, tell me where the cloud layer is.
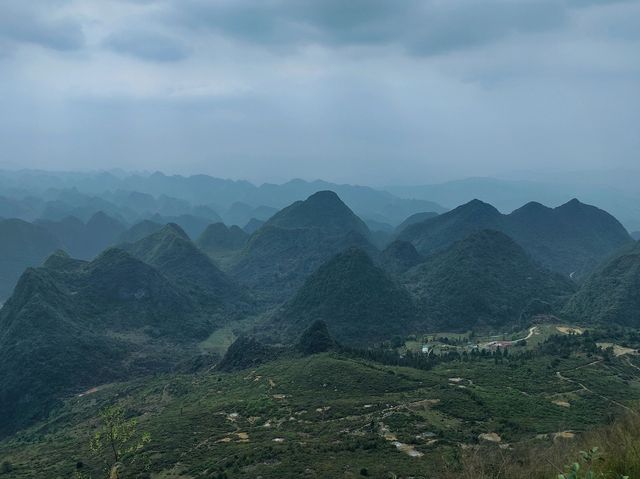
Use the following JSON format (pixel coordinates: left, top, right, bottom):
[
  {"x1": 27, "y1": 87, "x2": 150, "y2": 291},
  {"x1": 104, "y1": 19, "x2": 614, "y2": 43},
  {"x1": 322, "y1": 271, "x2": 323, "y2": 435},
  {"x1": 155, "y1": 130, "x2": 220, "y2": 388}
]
[{"x1": 0, "y1": 0, "x2": 638, "y2": 184}]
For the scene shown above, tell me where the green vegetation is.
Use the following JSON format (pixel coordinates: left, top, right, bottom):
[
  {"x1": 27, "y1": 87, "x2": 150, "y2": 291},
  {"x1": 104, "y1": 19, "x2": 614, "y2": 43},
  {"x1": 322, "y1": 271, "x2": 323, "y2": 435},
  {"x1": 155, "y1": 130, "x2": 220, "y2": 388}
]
[
  {"x1": 0, "y1": 188, "x2": 638, "y2": 478},
  {"x1": 89, "y1": 405, "x2": 151, "y2": 478},
  {"x1": 196, "y1": 223, "x2": 248, "y2": 267},
  {"x1": 1, "y1": 332, "x2": 640, "y2": 478},
  {"x1": 295, "y1": 320, "x2": 337, "y2": 355},
  {"x1": 121, "y1": 223, "x2": 249, "y2": 309},
  {"x1": 230, "y1": 191, "x2": 378, "y2": 301},
  {"x1": 399, "y1": 198, "x2": 632, "y2": 278},
  {"x1": 379, "y1": 240, "x2": 424, "y2": 275},
  {"x1": 564, "y1": 242, "x2": 640, "y2": 327},
  {"x1": 263, "y1": 190, "x2": 370, "y2": 238},
  {"x1": 403, "y1": 230, "x2": 575, "y2": 331},
  {"x1": 0, "y1": 240, "x2": 244, "y2": 437},
  {"x1": 274, "y1": 248, "x2": 417, "y2": 345}
]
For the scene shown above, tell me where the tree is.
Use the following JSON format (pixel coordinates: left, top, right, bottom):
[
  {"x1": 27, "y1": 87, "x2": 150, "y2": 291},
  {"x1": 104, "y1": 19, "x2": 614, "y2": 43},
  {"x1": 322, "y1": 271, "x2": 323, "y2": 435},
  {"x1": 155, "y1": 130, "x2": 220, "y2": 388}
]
[{"x1": 90, "y1": 405, "x2": 151, "y2": 478}]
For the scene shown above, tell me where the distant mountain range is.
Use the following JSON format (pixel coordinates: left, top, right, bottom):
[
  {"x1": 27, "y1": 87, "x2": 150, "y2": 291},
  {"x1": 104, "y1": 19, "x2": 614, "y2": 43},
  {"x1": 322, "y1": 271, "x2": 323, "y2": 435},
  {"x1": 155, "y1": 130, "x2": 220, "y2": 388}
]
[
  {"x1": 398, "y1": 198, "x2": 632, "y2": 278},
  {"x1": 0, "y1": 169, "x2": 446, "y2": 228},
  {"x1": 387, "y1": 174, "x2": 640, "y2": 231},
  {"x1": 0, "y1": 184, "x2": 638, "y2": 438}
]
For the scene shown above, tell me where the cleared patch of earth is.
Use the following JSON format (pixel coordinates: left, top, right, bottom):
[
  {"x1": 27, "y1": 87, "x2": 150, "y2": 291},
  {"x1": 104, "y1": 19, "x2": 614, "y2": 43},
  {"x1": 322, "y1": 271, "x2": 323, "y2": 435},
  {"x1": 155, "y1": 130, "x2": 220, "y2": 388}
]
[
  {"x1": 557, "y1": 326, "x2": 583, "y2": 335},
  {"x1": 597, "y1": 342, "x2": 638, "y2": 357},
  {"x1": 478, "y1": 432, "x2": 502, "y2": 443},
  {"x1": 380, "y1": 423, "x2": 424, "y2": 458}
]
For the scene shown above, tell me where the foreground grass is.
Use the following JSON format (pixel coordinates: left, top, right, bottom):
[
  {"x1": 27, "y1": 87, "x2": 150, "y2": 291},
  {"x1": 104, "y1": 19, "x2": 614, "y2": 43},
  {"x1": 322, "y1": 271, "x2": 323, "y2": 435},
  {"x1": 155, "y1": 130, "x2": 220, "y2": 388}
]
[
  {"x1": 1, "y1": 350, "x2": 640, "y2": 478},
  {"x1": 442, "y1": 408, "x2": 640, "y2": 478}
]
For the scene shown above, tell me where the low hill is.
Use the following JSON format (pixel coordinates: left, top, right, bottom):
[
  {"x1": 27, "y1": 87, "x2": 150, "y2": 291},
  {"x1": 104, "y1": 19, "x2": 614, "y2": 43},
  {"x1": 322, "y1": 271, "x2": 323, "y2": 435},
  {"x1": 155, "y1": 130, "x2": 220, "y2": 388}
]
[
  {"x1": 231, "y1": 192, "x2": 378, "y2": 301},
  {"x1": 403, "y1": 230, "x2": 576, "y2": 331},
  {"x1": 399, "y1": 199, "x2": 632, "y2": 278},
  {"x1": 274, "y1": 248, "x2": 417, "y2": 345},
  {"x1": 295, "y1": 320, "x2": 338, "y2": 355},
  {"x1": 563, "y1": 241, "x2": 640, "y2": 327},
  {"x1": 216, "y1": 336, "x2": 282, "y2": 372}
]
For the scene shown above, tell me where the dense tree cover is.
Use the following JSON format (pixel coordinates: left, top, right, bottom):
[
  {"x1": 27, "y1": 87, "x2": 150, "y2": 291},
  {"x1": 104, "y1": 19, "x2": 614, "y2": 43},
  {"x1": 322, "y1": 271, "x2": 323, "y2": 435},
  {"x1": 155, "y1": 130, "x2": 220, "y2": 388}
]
[
  {"x1": 122, "y1": 223, "x2": 250, "y2": 310},
  {"x1": 399, "y1": 198, "x2": 632, "y2": 278},
  {"x1": 230, "y1": 191, "x2": 379, "y2": 301},
  {"x1": 252, "y1": 190, "x2": 370, "y2": 238},
  {"x1": 0, "y1": 232, "x2": 249, "y2": 437},
  {"x1": 216, "y1": 336, "x2": 284, "y2": 372},
  {"x1": 274, "y1": 248, "x2": 418, "y2": 345},
  {"x1": 379, "y1": 240, "x2": 424, "y2": 275},
  {"x1": 295, "y1": 320, "x2": 337, "y2": 355},
  {"x1": 564, "y1": 241, "x2": 640, "y2": 327},
  {"x1": 196, "y1": 222, "x2": 248, "y2": 256},
  {"x1": 403, "y1": 230, "x2": 575, "y2": 331}
]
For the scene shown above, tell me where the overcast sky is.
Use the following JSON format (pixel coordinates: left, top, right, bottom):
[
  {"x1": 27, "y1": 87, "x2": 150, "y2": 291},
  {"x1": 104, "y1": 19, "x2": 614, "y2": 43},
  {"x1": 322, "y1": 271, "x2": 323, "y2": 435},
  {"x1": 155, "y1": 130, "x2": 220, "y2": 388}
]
[{"x1": 0, "y1": 0, "x2": 638, "y2": 185}]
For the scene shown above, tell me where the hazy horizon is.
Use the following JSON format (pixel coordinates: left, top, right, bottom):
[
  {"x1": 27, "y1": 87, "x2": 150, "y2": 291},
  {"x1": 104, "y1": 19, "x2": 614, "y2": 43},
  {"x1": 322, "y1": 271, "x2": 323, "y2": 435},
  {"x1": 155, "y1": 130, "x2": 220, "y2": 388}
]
[{"x1": 1, "y1": 0, "x2": 639, "y2": 185}]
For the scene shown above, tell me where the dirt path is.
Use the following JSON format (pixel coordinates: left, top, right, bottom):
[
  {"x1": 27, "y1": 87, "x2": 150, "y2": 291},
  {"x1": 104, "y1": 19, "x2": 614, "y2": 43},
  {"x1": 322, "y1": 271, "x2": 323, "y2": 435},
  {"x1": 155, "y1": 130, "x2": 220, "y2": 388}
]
[
  {"x1": 625, "y1": 357, "x2": 640, "y2": 373},
  {"x1": 555, "y1": 369, "x2": 634, "y2": 413},
  {"x1": 523, "y1": 326, "x2": 538, "y2": 341}
]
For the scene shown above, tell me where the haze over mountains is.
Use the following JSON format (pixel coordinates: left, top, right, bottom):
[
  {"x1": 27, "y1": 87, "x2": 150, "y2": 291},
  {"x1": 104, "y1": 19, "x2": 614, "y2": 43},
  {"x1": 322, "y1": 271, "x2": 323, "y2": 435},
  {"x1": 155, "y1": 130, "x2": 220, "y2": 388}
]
[
  {"x1": 388, "y1": 171, "x2": 640, "y2": 232},
  {"x1": 1, "y1": 167, "x2": 640, "y2": 478}
]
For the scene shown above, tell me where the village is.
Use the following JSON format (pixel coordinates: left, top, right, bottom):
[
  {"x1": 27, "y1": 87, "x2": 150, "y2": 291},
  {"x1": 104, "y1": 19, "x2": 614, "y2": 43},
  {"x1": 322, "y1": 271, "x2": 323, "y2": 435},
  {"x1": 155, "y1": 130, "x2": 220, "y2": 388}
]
[{"x1": 406, "y1": 325, "x2": 554, "y2": 356}]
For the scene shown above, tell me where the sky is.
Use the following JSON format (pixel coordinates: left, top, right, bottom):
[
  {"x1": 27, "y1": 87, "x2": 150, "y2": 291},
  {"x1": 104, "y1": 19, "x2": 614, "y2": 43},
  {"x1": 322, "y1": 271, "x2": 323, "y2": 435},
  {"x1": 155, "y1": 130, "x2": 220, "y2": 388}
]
[{"x1": 0, "y1": 0, "x2": 638, "y2": 185}]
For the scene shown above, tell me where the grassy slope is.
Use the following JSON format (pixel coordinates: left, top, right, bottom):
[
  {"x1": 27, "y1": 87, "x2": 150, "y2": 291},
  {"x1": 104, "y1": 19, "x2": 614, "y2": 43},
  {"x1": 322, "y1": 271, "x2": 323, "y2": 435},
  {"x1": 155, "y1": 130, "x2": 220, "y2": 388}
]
[{"x1": 2, "y1": 349, "x2": 640, "y2": 478}]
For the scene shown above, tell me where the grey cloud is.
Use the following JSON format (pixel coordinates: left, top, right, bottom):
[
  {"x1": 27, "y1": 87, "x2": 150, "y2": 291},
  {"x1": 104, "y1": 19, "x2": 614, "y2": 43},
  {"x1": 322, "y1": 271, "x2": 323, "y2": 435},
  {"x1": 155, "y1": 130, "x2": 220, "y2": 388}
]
[
  {"x1": 0, "y1": 1, "x2": 84, "y2": 51},
  {"x1": 1, "y1": 0, "x2": 639, "y2": 187},
  {"x1": 166, "y1": 0, "x2": 568, "y2": 55},
  {"x1": 104, "y1": 30, "x2": 190, "y2": 62},
  {"x1": 407, "y1": 1, "x2": 567, "y2": 56}
]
